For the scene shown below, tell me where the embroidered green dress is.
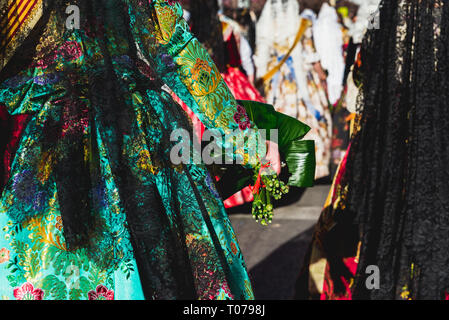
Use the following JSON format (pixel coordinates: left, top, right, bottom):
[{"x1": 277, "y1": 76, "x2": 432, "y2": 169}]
[{"x1": 0, "y1": 0, "x2": 261, "y2": 300}]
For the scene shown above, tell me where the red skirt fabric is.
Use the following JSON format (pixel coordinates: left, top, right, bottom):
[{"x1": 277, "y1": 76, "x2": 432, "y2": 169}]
[{"x1": 221, "y1": 67, "x2": 265, "y2": 103}]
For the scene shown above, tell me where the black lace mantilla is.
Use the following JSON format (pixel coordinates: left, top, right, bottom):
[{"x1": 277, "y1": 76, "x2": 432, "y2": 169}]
[{"x1": 341, "y1": 0, "x2": 449, "y2": 299}]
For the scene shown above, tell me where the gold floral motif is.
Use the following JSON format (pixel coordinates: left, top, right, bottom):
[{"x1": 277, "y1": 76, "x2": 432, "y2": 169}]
[
  {"x1": 137, "y1": 149, "x2": 159, "y2": 175},
  {"x1": 183, "y1": 58, "x2": 221, "y2": 98},
  {"x1": 36, "y1": 151, "x2": 53, "y2": 184},
  {"x1": 214, "y1": 104, "x2": 236, "y2": 129},
  {"x1": 176, "y1": 40, "x2": 224, "y2": 121},
  {"x1": 154, "y1": 4, "x2": 178, "y2": 45},
  {"x1": 26, "y1": 215, "x2": 67, "y2": 252},
  {"x1": 185, "y1": 233, "x2": 196, "y2": 246}
]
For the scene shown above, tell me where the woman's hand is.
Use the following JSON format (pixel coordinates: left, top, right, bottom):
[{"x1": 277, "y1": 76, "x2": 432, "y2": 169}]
[{"x1": 264, "y1": 140, "x2": 281, "y2": 175}]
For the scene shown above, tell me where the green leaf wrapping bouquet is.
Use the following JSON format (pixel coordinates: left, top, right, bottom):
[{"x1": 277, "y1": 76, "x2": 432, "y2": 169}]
[{"x1": 216, "y1": 100, "x2": 316, "y2": 225}]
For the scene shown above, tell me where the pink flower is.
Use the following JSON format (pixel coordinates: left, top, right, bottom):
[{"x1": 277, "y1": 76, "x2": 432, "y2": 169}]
[
  {"x1": 59, "y1": 41, "x2": 83, "y2": 61},
  {"x1": 234, "y1": 105, "x2": 252, "y2": 130},
  {"x1": 13, "y1": 282, "x2": 44, "y2": 300},
  {"x1": 236, "y1": 105, "x2": 246, "y2": 115},
  {"x1": 0, "y1": 248, "x2": 10, "y2": 263},
  {"x1": 88, "y1": 285, "x2": 114, "y2": 300},
  {"x1": 238, "y1": 121, "x2": 251, "y2": 131},
  {"x1": 34, "y1": 52, "x2": 57, "y2": 69}
]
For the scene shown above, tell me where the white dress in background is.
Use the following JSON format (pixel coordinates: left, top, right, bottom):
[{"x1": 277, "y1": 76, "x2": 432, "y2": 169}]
[{"x1": 254, "y1": 0, "x2": 332, "y2": 179}]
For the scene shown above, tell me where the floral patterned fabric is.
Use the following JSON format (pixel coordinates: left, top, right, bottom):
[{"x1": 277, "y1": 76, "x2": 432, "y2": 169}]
[{"x1": 0, "y1": 0, "x2": 257, "y2": 300}]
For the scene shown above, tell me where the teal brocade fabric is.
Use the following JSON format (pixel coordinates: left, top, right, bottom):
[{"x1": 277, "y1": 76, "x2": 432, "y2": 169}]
[{"x1": 0, "y1": 0, "x2": 255, "y2": 300}]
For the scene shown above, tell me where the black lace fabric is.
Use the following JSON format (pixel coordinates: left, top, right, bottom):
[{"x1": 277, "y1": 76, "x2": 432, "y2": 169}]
[{"x1": 340, "y1": 0, "x2": 449, "y2": 299}]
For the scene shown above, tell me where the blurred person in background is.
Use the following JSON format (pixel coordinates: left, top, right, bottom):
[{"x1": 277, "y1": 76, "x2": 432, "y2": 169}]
[
  {"x1": 296, "y1": 0, "x2": 449, "y2": 300},
  {"x1": 255, "y1": 0, "x2": 332, "y2": 180}
]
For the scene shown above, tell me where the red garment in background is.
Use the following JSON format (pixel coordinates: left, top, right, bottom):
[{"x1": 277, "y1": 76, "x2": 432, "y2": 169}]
[
  {"x1": 224, "y1": 32, "x2": 242, "y2": 68},
  {"x1": 222, "y1": 67, "x2": 265, "y2": 102},
  {"x1": 320, "y1": 257, "x2": 358, "y2": 300}
]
